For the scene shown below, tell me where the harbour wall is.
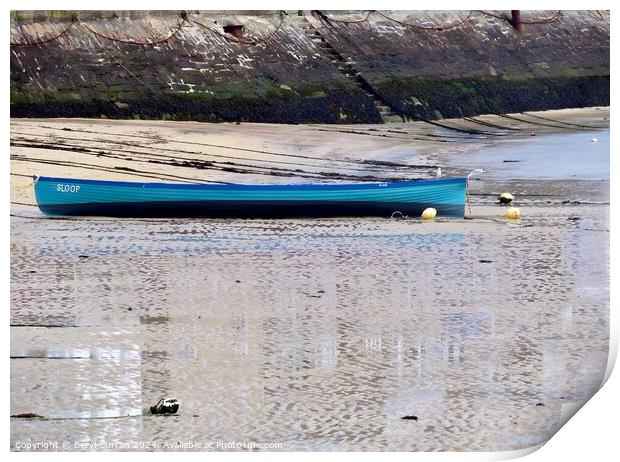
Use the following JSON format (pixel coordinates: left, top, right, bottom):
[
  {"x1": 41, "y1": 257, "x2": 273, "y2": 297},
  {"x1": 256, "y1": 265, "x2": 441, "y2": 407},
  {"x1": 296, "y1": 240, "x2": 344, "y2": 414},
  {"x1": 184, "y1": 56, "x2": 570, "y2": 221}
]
[{"x1": 10, "y1": 10, "x2": 610, "y2": 123}]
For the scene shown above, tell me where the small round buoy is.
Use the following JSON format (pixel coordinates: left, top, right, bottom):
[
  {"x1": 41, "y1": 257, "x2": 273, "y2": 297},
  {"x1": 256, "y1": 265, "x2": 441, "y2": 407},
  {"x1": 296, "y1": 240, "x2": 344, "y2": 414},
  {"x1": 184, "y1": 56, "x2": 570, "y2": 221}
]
[
  {"x1": 421, "y1": 208, "x2": 437, "y2": 220},
  {"x1": 591, "y1": 138, "x2": 598, "y2": 142},
  {"x1": 504, "y1": 207, "x2": 520, "y2": 219},
  {"x1": 498, "y1": 192, "x2": 514, "y2": 204}
]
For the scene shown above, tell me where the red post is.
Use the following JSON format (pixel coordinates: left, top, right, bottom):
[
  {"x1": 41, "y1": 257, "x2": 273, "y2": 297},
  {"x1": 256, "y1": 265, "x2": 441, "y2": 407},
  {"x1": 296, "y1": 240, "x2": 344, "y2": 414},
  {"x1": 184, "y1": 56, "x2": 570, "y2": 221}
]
[{"x1": 511, "y1": 10, "x2": 522, "y2": 31}]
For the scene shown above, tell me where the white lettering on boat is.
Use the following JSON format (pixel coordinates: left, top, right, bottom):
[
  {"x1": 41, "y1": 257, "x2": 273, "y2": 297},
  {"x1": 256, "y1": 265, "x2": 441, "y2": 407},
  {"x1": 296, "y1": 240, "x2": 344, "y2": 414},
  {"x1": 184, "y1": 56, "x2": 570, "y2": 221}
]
[{"x1": 56, "y1": 183, "x2": 80, "y2": 193}]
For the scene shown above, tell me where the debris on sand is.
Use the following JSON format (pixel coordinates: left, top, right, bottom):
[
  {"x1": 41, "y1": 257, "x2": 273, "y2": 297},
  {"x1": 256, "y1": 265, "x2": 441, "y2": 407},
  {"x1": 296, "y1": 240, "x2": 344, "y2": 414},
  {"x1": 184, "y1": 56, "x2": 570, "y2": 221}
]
[
  {"x1": 498, "y1": 192, "x2": 514, "y2": 204},
  {"x1": 11, "y1": 413, "x2": 44, "y2": 418},
  {"x1": 149, "y1": 398, "x2": 179, "y2": 415}
]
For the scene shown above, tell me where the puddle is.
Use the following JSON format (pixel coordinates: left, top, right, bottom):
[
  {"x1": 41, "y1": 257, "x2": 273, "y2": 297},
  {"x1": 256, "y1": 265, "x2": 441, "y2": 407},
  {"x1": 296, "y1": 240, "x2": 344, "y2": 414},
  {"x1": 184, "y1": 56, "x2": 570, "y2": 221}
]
[{"x1": 448, "y1": 130, "x2": 609, "y2": 181}]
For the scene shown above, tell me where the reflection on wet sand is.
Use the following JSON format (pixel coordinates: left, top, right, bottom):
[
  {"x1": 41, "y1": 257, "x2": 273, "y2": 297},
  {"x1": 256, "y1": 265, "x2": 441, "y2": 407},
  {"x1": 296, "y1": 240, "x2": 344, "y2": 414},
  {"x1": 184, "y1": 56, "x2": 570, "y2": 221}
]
[{"x1": 10, "y1": 202, "x2": 609, "y2": 450}]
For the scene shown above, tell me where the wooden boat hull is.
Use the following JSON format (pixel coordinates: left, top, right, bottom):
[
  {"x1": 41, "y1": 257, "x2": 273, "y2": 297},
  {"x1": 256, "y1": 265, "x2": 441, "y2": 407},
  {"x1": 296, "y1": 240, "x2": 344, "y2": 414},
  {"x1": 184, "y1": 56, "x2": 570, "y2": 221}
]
[{"x1": 33, "y1": 176, "x2": 467, "y2": 218}]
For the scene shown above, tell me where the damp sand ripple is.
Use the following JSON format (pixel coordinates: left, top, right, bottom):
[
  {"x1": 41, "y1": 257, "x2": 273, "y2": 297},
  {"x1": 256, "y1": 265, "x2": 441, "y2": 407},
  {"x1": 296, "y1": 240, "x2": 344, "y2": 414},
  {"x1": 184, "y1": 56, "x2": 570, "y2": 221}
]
[{"x1": 10, "y1": 200, "x2": 609, "y2": 451}]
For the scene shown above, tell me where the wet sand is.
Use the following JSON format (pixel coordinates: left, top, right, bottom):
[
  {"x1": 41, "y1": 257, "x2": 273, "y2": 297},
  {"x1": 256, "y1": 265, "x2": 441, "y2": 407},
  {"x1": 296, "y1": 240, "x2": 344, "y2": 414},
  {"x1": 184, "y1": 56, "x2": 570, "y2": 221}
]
[
  {"x1": 10, "y1": 107, "x2": 609, "y2": 206},
  {"x1": 10, "y1": 107, "x2": 610, "y2": 451}
]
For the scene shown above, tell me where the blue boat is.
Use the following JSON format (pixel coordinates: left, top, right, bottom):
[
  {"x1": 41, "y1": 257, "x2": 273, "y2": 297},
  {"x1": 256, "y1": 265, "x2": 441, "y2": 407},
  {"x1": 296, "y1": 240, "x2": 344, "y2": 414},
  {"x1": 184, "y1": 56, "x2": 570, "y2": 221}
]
[{"x1": 33, "y1": 175, "x2": 467, "y2": 218}]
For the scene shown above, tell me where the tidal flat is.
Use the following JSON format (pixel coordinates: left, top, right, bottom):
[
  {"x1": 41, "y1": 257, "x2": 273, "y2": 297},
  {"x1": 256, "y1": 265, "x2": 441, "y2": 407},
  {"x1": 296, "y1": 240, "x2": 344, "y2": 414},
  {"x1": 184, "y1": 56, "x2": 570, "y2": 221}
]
[{"x1": 10, "y1": 107, "x2": 610, "y2": 451}]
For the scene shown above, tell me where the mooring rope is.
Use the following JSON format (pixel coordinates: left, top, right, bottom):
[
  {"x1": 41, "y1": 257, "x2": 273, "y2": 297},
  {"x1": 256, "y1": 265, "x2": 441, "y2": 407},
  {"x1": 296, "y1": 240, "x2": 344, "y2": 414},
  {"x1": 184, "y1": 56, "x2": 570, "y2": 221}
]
[
  {"x1": 465, "y1": 169, "x2": 486, "y2": 217},
  {"x1": 476, "y1": 10, "x2": 511, "y2": 22},
  {"x1": 10, "y1": 16, "x2": 77, "y2": 47},
  {"x1": 519, "y1": 10, "x2": 562, "y2": 25},
  {"x1": 76, "y1": 14, "x2": 189, "y2": 46},
  {"x1": 372, "y1": 10, "x2": 473, "y2": 31},
  {"x1": 325, "y1": 10, "x2": 473, "y2": 31},
  {"x1": 10, "y1": 12, "x2": 189, "y2": 47},
  {"x1": 476, "y1": 10, "x2": 562, "y2": 26},
  {"x1": 588, "y1": 10, "x2": 606, "y2": 21},
  {"x1": 8, "y1": 10, "x2": 571, "y2": 49},
  {"x1": 327, "y1": 10, "x2": 562, "y2": 31},
  {"x1": 466, "y1": 178, "x2": 472, "y2": 217},
  {"x1": 326, "y1": 11, "x2": 373, "y2": 25},
  {"x1": 101, "y1": 47, "x2": 163, "y2": 99}
]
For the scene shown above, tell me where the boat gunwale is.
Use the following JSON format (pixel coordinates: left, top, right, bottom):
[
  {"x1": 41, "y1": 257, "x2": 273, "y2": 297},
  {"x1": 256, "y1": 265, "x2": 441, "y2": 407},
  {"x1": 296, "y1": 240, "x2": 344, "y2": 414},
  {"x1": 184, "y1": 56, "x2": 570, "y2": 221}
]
[{"x1": 33, "y1": 175, "x2": 466, "y2": 191}]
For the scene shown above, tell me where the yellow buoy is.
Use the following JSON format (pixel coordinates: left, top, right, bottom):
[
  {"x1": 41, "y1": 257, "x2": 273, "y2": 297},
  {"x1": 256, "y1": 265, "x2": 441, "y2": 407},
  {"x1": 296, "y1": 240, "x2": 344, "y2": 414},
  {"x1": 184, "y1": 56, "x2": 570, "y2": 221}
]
[
  {"x1": 498, "y1": 192, "x2": 515, "y2": 204},
  {"x1": 504, "y1": 207, "x2": 521, "y2": 219},
  {"x1": 421, "y1": 208, "x2": 437, "y2": 220}
]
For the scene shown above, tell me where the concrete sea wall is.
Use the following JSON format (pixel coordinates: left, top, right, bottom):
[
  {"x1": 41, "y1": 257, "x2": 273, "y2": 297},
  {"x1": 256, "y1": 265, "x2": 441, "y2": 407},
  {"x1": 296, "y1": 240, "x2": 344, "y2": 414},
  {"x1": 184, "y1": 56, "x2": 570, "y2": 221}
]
[{"x1": 10, "y1": 10, "x2": 609, "y2": 123}]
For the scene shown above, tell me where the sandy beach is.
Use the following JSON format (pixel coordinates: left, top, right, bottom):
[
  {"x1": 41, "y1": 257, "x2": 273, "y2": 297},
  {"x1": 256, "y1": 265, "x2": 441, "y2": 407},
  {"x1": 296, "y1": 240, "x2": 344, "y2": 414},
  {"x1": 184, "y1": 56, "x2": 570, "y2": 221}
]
[
  {"x1": 10, "y1": 107, "x2": 609, "y2": 207},
  {"x1": 10, "y1": 107, "x2": 610, "y2": 451}
]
